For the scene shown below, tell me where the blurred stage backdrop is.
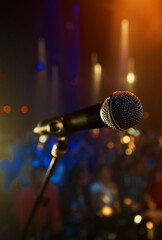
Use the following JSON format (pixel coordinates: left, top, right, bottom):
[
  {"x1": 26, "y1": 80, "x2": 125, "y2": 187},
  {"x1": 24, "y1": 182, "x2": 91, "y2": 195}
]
[{"x1": 0, "y1": 0, "x2": 162, "y2": 239}]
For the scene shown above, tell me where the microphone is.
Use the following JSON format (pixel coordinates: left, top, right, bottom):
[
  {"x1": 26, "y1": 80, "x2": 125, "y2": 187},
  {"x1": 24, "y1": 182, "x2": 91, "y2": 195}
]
[{"x1": 33, "y1": 91, "x2": 143, "y2": 137}]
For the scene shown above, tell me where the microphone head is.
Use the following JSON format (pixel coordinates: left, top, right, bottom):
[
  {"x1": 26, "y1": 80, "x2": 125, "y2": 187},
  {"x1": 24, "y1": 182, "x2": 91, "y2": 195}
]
[{"x1": 100, "y1": 91, "x2": 143, "y2": 130}]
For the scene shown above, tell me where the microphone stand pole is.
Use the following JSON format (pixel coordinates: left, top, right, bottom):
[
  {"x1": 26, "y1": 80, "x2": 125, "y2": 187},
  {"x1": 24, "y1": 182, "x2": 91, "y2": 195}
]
[{"x1": 21, "y1": 137, "x2": 68, "y2": 240}]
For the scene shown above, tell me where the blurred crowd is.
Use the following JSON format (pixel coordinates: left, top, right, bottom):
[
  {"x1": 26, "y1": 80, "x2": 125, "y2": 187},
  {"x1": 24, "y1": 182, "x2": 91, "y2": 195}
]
[{"x1": 0, "y1": 127, "x2": 162, "y2": 240}]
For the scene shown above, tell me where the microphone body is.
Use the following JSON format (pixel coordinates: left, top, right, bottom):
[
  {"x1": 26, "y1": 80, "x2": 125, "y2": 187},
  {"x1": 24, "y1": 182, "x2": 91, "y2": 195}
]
[
  {"x1": 34, "y1": 103, "x2": 106, "y2": 137},
  {"x1": 33, "y1": 91, "x2": 143, "y2": 137}
]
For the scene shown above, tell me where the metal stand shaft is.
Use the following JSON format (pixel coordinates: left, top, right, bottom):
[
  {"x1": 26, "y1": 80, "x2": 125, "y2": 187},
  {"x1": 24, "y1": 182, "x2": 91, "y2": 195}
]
[{"x1": 21, "y1": 138, "x2": 68, "y2": 240}]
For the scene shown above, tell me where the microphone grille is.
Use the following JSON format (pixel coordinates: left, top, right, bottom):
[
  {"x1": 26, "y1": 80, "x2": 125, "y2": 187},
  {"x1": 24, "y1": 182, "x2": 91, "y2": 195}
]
[{"x1": 100, "y1": 91, "x2": 143, "y2": 130}]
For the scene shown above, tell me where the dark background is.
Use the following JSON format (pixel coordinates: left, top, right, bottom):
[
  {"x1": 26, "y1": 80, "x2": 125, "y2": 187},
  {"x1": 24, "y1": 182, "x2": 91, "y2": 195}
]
[{"x1": 0, "y1": 0, "x2": 161, "y2": 137}]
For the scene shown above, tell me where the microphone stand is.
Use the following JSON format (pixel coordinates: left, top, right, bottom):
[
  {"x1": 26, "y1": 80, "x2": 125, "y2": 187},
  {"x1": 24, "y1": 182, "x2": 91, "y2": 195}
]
[{"x1": 21, "y1": 137, "x2": 68, "y2": 240}]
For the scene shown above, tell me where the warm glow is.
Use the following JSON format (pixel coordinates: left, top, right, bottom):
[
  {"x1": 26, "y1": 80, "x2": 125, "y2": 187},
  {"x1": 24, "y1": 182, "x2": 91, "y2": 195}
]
[
  {"x1": 91, "y1": 129, "x2": 100, "y2": 136},
  {"x1": 123, "y1": 198, "x2": 132, "y2": 205},
  {"x1": 101, "y1": 206, "x2": 114, "y2": 217},
  {"x1": 3, "y1": 105, "x2": 11, "y2": 113},
  {"x1": 94, "y1": 63, "x2": 102, "y2": 75},
  {"x1": 39, "y1": 135, "x2": 48, "y2": 143},
  {"x1": 21, "y1": 106, "x2": 29, "y2": 114},
  {"x1": 129, "y1": 136, "x2": 135, "y2": 142},
  {"x1": 127, "y1": 72, "x2": 135, "y2": 84},
  {"x1": 134, "y1": 215, "x2": 142, "y2": 224},
  {"x1": 120, "y1": 135, "x2": 130, "y2": 144},
  {"x1": 121, "y1": 19, "x2": 129, "y2": 46},
  {"x1": 107, "y1": 141, "x2": 114, "y2": 149},
  {"x1": 101, "y1": 195, "x2": 110, "y2": 204},
  {"x1": 125, "y1": 148, "x2": 133, "y2": 156},
  {"x1": 146, "y1": 221, "x2": 154, "y2": 230},
  {"x1": 94, "y1": 63, "x2": 102, "y2": 84},
  {"x1": 128, "y1": 142, "x2": 136, "y2": 151},
  {"x1": 128, "y1": 128, "x2": 135, "y2": 135},
  {"x1": 143, "y1": 112, "x2": 150, "y2": 119}
]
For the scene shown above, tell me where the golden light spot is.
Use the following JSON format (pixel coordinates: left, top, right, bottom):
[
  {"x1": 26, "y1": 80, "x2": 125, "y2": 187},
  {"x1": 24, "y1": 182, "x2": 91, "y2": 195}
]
[
  {"x1": 146, "y1": 221, "x2": 154, "y2": 230},
  {"x1": 127, "y1": 72, "x2": 135, "y2": 84},
  {"x1": 120, "y1": 135, "x2": 130, "y2": 144},
  {"x1": 123, "y1": 198, "x2": 132, "y2": 205},
  {"x1": 101, "y1": 206, "x2": 114, "y2": 217},
  {"x1": 125, "y1": 148, "x2": 133, "y2": 155},
  {"x1": 3, "y1": 105, "x2": 11, "y2": 113}
]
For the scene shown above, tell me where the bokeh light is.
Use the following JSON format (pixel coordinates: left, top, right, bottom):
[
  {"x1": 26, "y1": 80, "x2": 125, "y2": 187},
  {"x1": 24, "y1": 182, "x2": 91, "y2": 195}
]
[
  {"x1": 120, "y1": 135, "x2": 130, "y2": 144},
  {"x1": 146, "y1": 221, "x2": 154, "y2": 230},
  {"x1": 36, "y1": 62, "x2": 45, "y2": 72},
  {"x1": 125, "y1": 148, "x2": 133, "y2": 156},
  {"x1": 134, "y1": 215, "x2": 142, "y2": 224},
  {"x1": 21, "y1": 106, "x2": 29, "y2": 114},
  {"x1": 3, "y1": 105, "x2": 11, "y2": 113},
  {"x1": 94, "y1": 63, "x2": 102, "y2": 83},
  {"x1": 128, "y1": 142, "x2": 136, "y2": 151},
  {"x1": 134, "y1": 129, "x2": 141, "y2": 137},
  {"x1": 91, "y1": 129, "x2": 100, "y2": 137},
  {"x1": 101, "y1": 195, "x2": 110, "y2": 204},
  {"x1": 127, "y1": 72, "x2": 135, "y2": 84},
  {"x1": 123, "y1": 198, "x2": 132, "y2": 205},
  {"x1": 39, "y1": 135, "x2": 48, "y2": 143},
  {"x1": 107, "y1": 141, "x2": 115, "y2": 149},
  {"x1": 128, "y1": 128, "x2": 135, "y2": 135},
  {"x1": 121, "y1": 19, "x2": 129, "y2": 46},
  {"x1": 101, "y1": 206, "x2": 114, "y2": 217},
  {"x1": 94, "y1": 63, "x2": 102, "y2": 75}
]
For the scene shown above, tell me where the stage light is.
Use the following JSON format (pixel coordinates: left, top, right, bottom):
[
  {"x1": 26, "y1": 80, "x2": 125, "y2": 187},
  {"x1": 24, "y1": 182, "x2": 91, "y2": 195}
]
[
  {"x1": 128, "y1": 142, "x2": 136, "y2": 151},
  {"x1": 146, "y1": 221, "x2": 154, "y2": 239},
  {"x1": 125, "y1": 148, "x2": 133, "y2": 155},
  {"x1": 121, "y1": 19, "x2": 129, "y2": 46},
  {"x1": 91, "y1": 129, "x2": 100, "y2": 136},
  {"x1": 134, "y1": 215, "x2": 142, "y2": 224},
  {"x1": 101, "y1": 206, "x2": 114, "y2": 217},
  {"x1": 123, "y1": 198, "x2": 132, "y2": 205},
  {"x1": 128, "y1": 128, "x2": 135, "y2": 135},
  {"x1": 101, "y1": 195, "x2": 110, "y2": 204},
  {"x1": 146, "y1": 221, "x2": 153, "y2": 230},
  {"x1": 36, "y1": 62, "x2": 45, "y2": 72},
  {"x1": 32, "y1": 160, "x2": 40, "y2": 168},
  {"x1": 130, "y1": 135, "x2": 135, "y2": 142},
  {"x1": 39, "y1": 135, "x2": 48, "y2": 143},
  {"x1": 94, "y1": 63, "x2": 102, "y2": 75},
  {"x1": 3, "y1": 105, "x2": 11, "y2": 113},
  {"x1": 94, "y1": 63, "x2": 102, "y2": 83},
  {"x1": 21, "y1": 106, "x2": 29, "y2": 114},
  {"x1": 123, "y1": 135, "x2": 130, "y2": 143},
  {"x1": 120, "y1": 135, "x2": 130, "y2": 144},
  {"x1": 127, "y1": 72, "x2": 135, "y2": 84},
  {"x1": 134, "y1": 129, "x2": 141, "y2": 137}
]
